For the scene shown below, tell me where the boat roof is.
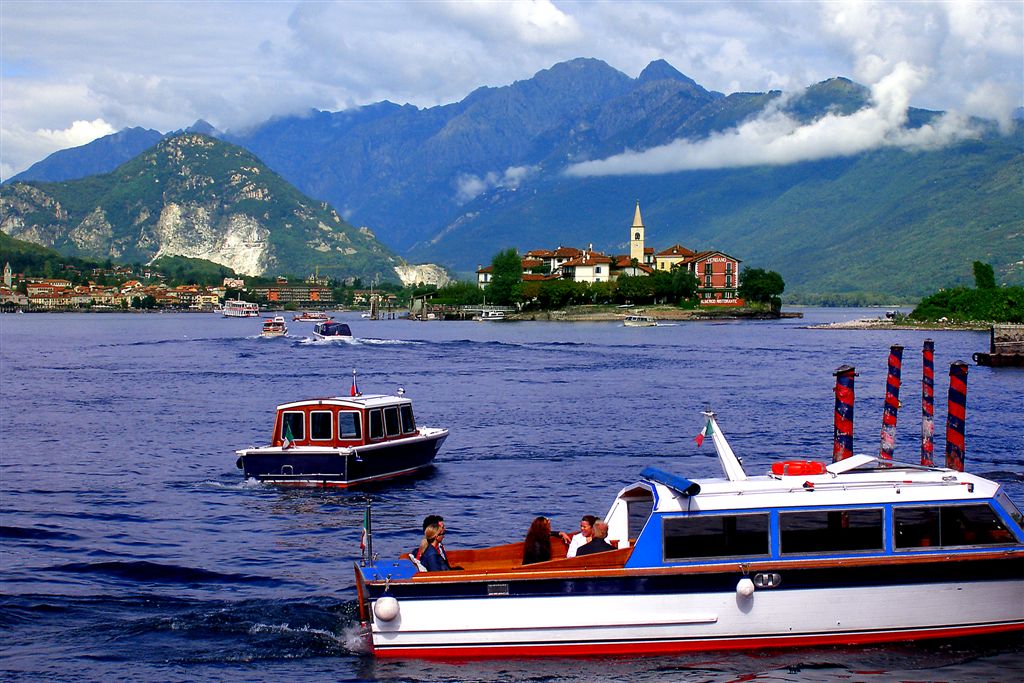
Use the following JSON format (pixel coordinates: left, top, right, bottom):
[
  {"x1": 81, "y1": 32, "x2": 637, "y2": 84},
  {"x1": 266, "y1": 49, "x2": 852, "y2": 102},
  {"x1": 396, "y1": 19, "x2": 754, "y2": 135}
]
[
  {"x1": 276, "y1": 393, "x2": 412, "y2": 411},
  {"x1": 631, "y1": 457, "x2": 1001, "y2": 513},
  {"x1": 620, "y1": 412, "x2": 1003, "y2": 512}
]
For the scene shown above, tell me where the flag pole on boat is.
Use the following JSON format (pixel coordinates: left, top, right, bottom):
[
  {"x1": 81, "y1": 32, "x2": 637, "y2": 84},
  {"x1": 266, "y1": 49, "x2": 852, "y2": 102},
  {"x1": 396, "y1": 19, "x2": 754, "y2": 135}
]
[{"x1": 360, "y1": 496, "x2": 373, "y2": 566}]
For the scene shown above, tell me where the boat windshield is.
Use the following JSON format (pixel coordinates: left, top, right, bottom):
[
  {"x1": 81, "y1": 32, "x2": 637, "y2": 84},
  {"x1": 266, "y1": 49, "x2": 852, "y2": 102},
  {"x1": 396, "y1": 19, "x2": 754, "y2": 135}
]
[{"x1": 996, "y1": 490, "x2": 1024, "y2": 528}]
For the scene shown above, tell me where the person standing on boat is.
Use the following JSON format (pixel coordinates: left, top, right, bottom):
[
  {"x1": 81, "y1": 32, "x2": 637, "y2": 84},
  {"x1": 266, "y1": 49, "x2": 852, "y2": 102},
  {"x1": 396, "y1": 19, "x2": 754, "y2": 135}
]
[
  {"x1": 560, "y1": 515, "x2": 597, "y2": 558},
  {"x1": 418, "y1": 523, "x2": 451, "y2": 571},
  {"x1": 575, "y1": 520, "x2": 615, "y2": 557},
  {"x1": 522, "y1": 516, "x2": 561, "y2": 565}
]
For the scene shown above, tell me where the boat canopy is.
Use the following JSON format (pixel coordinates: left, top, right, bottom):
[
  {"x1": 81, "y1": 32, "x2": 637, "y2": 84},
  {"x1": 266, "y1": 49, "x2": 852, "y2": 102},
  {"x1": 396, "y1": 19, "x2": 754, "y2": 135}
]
[{"x1": 640, "y1": 467, "x2": 700, "y2": 497}]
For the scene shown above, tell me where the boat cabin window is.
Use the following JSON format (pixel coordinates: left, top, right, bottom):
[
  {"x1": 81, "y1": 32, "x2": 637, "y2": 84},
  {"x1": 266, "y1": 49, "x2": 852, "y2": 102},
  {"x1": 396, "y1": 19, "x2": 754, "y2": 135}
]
[
  {"x1": 400, "y1": 404, "x2": 416, "y2": 434},
  {"x1": 338, "y1": 411, "x2": 361, "y2": 440},
  {"x1": 894, "y1": 503, "x2": 1020, "y2": 550},
  {"x1": 627, "y1": 497, "x2": 654, "y2": 541},
  {"x1": 281, "y1": 411, "x2": 304, "y2": 442},
  {"x1": 368, "y1": 409, "x2": 384, "y2": 440},
  {"x1": 310, "y1": 411, "x2": 332, "y2": 441},
  {"x1": 996, "y1": 491, "x2": 1024, "y2": 529},
  {"x1": 383, "y1": 406, "x2": 401, "y2": 437},
  {"x1": 780, "y1": 508, "x2": 883, "y2": 555},
  {"x1": 663, "y1": 513, "x2": 770, "y2": 561}
]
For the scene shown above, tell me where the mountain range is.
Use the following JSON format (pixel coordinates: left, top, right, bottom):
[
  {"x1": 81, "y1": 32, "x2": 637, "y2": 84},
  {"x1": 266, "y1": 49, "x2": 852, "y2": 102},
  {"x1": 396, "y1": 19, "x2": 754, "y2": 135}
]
[
  {"x1": 0, "y1": 133, "x2": 400, "y2": 281},
  {"x1": 5, "y1": 58, "x2": 1022, "y2": 300}
]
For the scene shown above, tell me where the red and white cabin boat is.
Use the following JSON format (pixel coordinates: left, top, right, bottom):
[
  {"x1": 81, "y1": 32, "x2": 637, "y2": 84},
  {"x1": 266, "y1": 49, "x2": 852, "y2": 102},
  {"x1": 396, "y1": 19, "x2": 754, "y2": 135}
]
[
  {"x1": 355, "y1": 411, "x2": 1024, "y2": 658},
  {"x1": 236, "y1": 391, "x2": 447, "y2": 487}
]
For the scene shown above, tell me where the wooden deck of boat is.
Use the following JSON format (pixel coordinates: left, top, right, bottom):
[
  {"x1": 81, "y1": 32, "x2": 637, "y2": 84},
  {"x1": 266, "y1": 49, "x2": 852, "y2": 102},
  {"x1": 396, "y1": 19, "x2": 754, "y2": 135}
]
[{"x1": 396, "y1": 541, "x2": 1023, "y2": 583}]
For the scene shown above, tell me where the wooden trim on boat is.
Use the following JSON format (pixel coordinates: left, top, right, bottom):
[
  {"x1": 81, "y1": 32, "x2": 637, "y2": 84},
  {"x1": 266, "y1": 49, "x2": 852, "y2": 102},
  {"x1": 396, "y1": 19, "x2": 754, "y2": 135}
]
[{"x1": 389, "y1": 547, "x2": 1023, "y2": 584}]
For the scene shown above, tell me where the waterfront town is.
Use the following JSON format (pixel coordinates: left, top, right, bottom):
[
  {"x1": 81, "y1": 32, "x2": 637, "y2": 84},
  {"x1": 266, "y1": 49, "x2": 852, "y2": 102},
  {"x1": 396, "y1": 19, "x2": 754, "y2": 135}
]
[
  {"x1": 476, "y1": 202, "x2": 743, "y2": 306},
  {"x1": 0, "y1": 261, "x2": 354, "y2": 311}
]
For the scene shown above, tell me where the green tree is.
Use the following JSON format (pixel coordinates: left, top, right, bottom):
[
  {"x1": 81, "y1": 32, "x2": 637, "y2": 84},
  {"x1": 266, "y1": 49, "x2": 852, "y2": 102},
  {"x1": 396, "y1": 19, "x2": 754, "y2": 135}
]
[
  {"x1": 739, "y1": 268, "x2": 785, "y2": 308},
  {"x1": 973, "y1": 261, "x2": 996, "y2": 290},
  {"x1": 615, "y1": 274, "x2": 655, "y2": 304},
  {"x1": 672, "y1": 267, "x2": 699, "y2": 302},
  {"x1": 486, "y1": 248, "x2": 522, "y2": 306}
]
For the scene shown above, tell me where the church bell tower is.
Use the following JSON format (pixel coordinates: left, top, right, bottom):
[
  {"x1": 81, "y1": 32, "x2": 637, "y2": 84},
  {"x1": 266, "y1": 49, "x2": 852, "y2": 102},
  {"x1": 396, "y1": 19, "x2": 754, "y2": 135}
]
[{"x1": 629, "y1": 200, "x2": 645, "y2": 264}]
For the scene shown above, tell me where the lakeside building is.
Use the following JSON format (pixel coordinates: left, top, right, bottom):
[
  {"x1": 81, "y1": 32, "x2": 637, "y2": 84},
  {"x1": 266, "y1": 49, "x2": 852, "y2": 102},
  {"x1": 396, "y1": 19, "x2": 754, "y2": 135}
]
[
  {"x1": 476, "y1": 202, "x2": 744, "y2": 305},
  {"x1": 248, "y1": 279, "x2": 334, "y2": 305}
]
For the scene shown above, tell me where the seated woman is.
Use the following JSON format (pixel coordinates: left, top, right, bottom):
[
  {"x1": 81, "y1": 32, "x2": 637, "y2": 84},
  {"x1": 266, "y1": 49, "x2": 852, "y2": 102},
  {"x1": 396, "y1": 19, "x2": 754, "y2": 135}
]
[
  {"x1": 522, "y1": 516, "x2": 556, "y2": 565},
  {"x1": 418, "y1": 523, "x2": 451, "y2": 571}
]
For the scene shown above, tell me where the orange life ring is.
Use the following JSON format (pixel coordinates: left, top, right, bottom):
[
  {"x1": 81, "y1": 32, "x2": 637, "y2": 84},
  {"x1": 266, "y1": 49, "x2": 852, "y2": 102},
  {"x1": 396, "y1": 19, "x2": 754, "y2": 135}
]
[{"x1": 771, "y1": 460, "x2": 828, "y2": 476}]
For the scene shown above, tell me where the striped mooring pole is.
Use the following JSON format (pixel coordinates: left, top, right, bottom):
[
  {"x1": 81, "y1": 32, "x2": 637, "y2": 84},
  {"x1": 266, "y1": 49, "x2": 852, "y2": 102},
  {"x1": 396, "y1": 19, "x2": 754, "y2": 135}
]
[
  {"x1": 833, "y1": 365, "x2": 856, "y2": 462},
  {"x1": 878, "y1": 345, "x2": 904, "y2": 461},
  {"x1": 921, "y1": 339, "x2": 935, "y2": 466},
  {"x1": 944, "y1": 361, "x2": 969, "y2": 472}
]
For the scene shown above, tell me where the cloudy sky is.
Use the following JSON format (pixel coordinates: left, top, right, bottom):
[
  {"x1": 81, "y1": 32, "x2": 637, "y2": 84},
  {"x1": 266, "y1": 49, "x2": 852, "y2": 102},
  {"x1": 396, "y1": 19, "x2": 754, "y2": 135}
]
[{"x1": 2, "y1": 0, "x2": 1021, "y2": 181}]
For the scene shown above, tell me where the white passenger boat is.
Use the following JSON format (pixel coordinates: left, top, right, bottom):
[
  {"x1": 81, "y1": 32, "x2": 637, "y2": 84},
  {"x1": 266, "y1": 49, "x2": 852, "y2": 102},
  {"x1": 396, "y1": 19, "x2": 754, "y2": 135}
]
[
  {"x1": 355, "y1": 411, "x2": 1024, "y2": 658},
  {"x1": 623, "y1": 314, "x2": 657, "y2": 327},
  {"x1": 221, "y1": 298, "x2": 260, "y2": 317},
  {"x1": 293, "y1": 311, "x2": 330, "y2": 322},
  {"x1": 474, "y1": 310, "x2": 507, "y2": 321},
  {"x1": 260, "y1": 316, "x2": 288, "y2": 337}
]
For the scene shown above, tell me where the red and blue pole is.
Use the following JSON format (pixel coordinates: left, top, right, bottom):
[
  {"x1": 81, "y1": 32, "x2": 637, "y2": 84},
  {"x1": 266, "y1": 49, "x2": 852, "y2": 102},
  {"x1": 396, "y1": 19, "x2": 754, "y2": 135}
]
[
  {"x1": 833, "y1": 365, "x2": 856, "y2": 462},
  {"x1": 944, "y1": 361, "x2": 968, "y2": 472},
  {"x1": 921, "y1": 339, "x2": 935, "y2": 466},
  {"x1": 878, "y1": 345, "x2": 903, "y2": 461}
]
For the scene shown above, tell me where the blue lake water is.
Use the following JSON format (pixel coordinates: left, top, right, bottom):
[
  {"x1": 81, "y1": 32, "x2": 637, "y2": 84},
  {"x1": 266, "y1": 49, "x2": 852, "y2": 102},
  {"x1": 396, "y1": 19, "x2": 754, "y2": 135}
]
[{"x1": 1, "y1": 309, "x2": 1022, "y2": 681}]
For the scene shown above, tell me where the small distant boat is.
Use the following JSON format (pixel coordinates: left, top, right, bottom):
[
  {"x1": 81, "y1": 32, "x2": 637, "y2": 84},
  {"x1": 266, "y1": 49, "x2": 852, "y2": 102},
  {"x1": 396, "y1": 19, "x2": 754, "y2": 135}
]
[
  {"x1": 361, "y1": 312, "x2": 373, "y2": 319},
  {"x1": 475, "y1": 310, "x2": 507, "y2": 321},
  {"x1": 222, "y1": 299, "x2": 260, "y2": 318},
  {"x1": 293, "y1": 311, "x2": 330, "y2": 322},
  {"x1": 624, "y1": 314, "x2": 657, "y2": 327},
  {"x1": 314, "y1": 320, "x2": 353, "y2": 340},
  {"x1": 235, "y1": 386, "x2": 448, "y2": 487},
  {"x1": 260, "y1": 316, "x2": 288, "y2": 337}
]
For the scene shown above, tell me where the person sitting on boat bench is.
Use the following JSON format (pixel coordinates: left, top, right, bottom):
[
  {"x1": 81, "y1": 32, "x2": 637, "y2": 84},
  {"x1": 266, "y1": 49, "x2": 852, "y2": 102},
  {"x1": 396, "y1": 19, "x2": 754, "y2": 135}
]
[
  {"x1": 559, "y1": 515, "x2": 597, "y2": 558},
  {"x1": 522, "y1": 516, "x2": 563, "y2": 565},
  {"x1": 415, "y1": 514, "x2": 447, "y2": 562},
  {"x1": 418, "y1": 523, "x2": 451, "y2": 571},
  {"x1": 575, "y1": 520, "x2": 615, "y2": 557}
]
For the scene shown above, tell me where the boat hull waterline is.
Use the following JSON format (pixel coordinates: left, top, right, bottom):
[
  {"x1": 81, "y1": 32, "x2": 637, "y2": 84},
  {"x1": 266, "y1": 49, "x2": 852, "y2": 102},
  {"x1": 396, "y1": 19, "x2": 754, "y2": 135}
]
[
  {"x1": 238, "y1": 429, "x2": 447, "y2": 487},
  {"x1": 364, "y1": 554, "x2": 1023, "y2": 658}
]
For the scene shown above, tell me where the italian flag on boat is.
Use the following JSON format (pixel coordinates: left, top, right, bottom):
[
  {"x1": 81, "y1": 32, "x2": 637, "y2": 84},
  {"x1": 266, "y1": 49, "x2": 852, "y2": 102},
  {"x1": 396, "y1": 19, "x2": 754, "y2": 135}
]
[
  {"x1": 695, "y1": 418, "x2": 713, "y2": 447},
  {"x1": 282, "y1": 421, "x2": 295, "y2": 449},
  {"x1": 360, "y1": 506, "x2": 369, "y2": 552}
]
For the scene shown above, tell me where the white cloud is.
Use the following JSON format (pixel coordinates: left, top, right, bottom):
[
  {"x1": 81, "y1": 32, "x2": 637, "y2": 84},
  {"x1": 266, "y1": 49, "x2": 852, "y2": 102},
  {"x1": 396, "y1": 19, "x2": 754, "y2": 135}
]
[
  {"x1": 566, "y1": 63, "x2": 982, "y2": 177},
  {"x1": 0, "y1": 1, "x2": 1019, "y2": 178},
  {"x1": 456, "y1": 165, "x2": 537, "y2": 203}
]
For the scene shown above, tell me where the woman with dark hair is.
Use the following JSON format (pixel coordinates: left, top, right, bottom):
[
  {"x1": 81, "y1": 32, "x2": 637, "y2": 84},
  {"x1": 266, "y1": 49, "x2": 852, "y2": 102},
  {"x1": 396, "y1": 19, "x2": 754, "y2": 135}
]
[{"x1": 522, "y1": 516, "x2": 555, "y2": 565}]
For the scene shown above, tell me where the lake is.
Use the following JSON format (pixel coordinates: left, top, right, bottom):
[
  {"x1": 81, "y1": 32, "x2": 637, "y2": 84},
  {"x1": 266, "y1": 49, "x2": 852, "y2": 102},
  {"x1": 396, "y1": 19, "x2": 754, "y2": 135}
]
[{"x1": 1, "y1": 308, "x2": 1021, "y2": 681}]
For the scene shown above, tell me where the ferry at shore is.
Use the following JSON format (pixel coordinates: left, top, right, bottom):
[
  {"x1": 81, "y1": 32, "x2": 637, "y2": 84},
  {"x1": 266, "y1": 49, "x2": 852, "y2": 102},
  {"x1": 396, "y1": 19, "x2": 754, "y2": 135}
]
[
  {"x1": 260, "y1": 316, "x2": 287, "y2": 338},
  {"x1": 221, "y1": 299, "x2": 260, "y2": 318},
  {"x1": 293, "y1": 311, "x2": 331, "y2": 322},
  {"x1": 313, "y1": 320, "x2": 353, "y2": 340},
  {"x1": 235, "y1": 386, "x2": 448, "y2": 487},
  {"x1": 355, "y1": 411, "x2": 1024, "y2": 659}
]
